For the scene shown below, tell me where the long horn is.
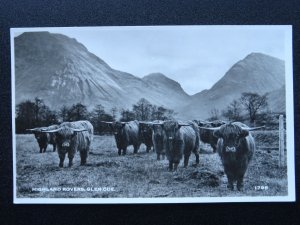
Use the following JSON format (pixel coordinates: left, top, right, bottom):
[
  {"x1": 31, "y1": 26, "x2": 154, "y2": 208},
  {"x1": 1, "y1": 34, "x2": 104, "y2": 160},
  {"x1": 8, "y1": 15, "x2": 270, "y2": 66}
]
[
  {"x1": 139, "y1": 121, "x2": 153, "y2": 125},
  {"x1": 100, "y1": 121, "x2": 114, "y2": 124},
  {"x1": 26, "y1": 128, "x2": 42, "y2": 131},
  {"x1": 242, "y1": 126, "x2": 265, "y2": 131},
  {"x1": 198, "y1": 126, "x2": 221, "y2": 131},
  {"x1": 71, "y1": 128, "x2": 88, "y2": 132},
  {"x1": 178, "y1": 122, "x2": 191, "y2": 126},
  {"x1": 152, "y1": 122, "x2": 164, "y2": 125},
  {"x1": 41, "y1": 127, "x2": 63, "y2": 133}
]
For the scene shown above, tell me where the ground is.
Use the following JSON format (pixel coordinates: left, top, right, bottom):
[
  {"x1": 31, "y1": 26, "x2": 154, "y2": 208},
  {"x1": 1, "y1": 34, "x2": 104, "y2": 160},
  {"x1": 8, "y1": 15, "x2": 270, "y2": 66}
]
[{"x1": 16, "y1": 131, "x2": 288, "y2": 200}]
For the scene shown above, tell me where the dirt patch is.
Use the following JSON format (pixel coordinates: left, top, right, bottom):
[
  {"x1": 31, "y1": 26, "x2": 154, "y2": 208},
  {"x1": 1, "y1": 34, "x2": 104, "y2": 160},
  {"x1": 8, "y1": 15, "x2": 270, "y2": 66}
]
[
  {"x1": 95, "y1": 161, "x2": 120, "y2": 168},
  {"x1": 189, "y1": 169, "x2": 221, "y2": 187}
]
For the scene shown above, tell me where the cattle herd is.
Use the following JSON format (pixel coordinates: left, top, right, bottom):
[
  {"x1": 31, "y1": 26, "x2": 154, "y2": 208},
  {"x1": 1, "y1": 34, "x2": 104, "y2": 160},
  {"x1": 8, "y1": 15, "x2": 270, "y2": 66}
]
[{"x1": 27, "y1": 119, "x2": 264, "y2": 191}]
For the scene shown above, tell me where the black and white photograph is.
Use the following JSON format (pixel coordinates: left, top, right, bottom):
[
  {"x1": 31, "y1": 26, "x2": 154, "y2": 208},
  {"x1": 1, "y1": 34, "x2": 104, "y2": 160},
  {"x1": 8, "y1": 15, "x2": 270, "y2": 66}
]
[{"x1": 11, "y1": 26, "x2": 295, "y2": 203}]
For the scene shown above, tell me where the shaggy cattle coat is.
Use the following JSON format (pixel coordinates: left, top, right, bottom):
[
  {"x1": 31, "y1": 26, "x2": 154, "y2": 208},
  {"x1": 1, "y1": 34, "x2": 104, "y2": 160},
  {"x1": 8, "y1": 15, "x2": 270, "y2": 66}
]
[
  {"x1": 152, "y1": 120, "x2": 165, "y2": 160},
  {"x1": 54, "y1": 120, "x2": 93, "y2": 167},
  {"x1": 138, "y1": 123, "x2": 153, "y2": 153},
  {"x1": 214, "y1": 123, "x2": 255, "y2": 191},
  {"x1": 162, "y1": 120, "x2": 200, "y2": 171},
  {"x1": 111, "y1": 120, "x2": 141, "y2": 155},
  {"x1": 32, "y1": 124, "x2": 59, "y2": 153}
]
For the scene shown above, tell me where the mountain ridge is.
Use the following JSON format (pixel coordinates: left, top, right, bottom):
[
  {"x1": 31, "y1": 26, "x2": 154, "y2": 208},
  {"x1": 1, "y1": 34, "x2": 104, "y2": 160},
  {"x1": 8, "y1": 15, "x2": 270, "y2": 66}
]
[
  {"x1": 15, "y1": 32, "x2": 190, "y2": 113},
  {"x1": 15, "y1": 32, "x2": 285, "y2": 120},
  {"x1": 177, "y1": 52, "x2": 285, "y2": 119}
]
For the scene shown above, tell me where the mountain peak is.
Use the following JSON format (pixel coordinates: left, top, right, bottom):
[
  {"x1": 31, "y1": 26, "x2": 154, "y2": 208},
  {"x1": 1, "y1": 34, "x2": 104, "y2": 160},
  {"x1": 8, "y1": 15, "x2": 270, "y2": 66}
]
[
  {"x1": 142, "y1": 73, "x2": 190, "y2": 98},
  {"x1": 15, "y1": 31, "x2": 190, "y2": 112},
  {"x1": 212, "y1": 52, "x2": 285, "y2": 93},
  {"x1": 16, "y1": 31, "x2": 89, "y2": 53},
  {"x1": 243, "y1": 52, "x2": 284, "y2": 63},
  {"x1": 143, "y1": 72, "x2": 168, "y2": 79},
  {"x1": 143, "y1": 72, "x2": 185, "y2": 90}
]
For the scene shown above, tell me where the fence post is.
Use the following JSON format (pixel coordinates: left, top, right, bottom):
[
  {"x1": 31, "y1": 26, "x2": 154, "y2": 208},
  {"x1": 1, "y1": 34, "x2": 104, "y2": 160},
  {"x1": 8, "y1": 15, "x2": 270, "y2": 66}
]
[{"x1": 278, "y1": 115, "x2": 285, "y2": 167}]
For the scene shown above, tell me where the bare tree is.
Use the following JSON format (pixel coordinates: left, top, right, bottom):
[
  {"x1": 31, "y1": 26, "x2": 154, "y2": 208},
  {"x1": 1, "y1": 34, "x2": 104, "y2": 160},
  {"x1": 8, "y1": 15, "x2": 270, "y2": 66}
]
[
  {"x1": 110, "y1": 107, "x2": 118, "y2": 120},
  {"x1": 132, "y1": 98, "x2": 153, "y2": 121},
  {"x1": 59, "y1": 105, "x2": 69, "y2": 122},
  {"x1": 67, "y1": 103, "x2": 89, "y2": 121},
  {"x1": 208, "y1": 107, "x2": 220, "y2": 121},
  {"x1": 120, "y1": 109, "x2": 135, "y2": 122},
  {"x1": 240, "y1": 92, "x2": 268, "y2": 125},
  {"x1": 222, "y1": 100, "x2": 243, "y2": 122}
]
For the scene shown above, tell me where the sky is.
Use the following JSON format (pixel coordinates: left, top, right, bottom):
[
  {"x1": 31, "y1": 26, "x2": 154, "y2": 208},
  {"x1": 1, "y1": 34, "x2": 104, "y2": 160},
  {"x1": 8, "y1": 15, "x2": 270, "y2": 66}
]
[{"x1": 14, "y1": 26, "x2": 288, "y2": 95}]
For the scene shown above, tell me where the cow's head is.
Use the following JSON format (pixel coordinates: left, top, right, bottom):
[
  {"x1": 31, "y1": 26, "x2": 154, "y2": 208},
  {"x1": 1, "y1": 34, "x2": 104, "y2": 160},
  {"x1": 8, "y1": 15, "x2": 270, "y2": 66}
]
[
  {"x1": 101, "y1": 121, "x2": 127, "y2": 138},
  {"x1": 152, "y1": 120, "x2": 190, "y2": 141},
  {"x1": 27, "y1": 127, "x2": 47, "y2": 144},
  {"x1": 200, "y1": 123, "x2": 264, "y2": 153},
  {"x1": 210, "y1": 120, "x2": 226, "y2": 127},
  {"x1": 152, "y1": 123, "x2": 164, "y2": 137},
  {"x1": 214, "y1": 124, "x2": 249, "y2": 152},
  {"x1": 138, "y1": 122, "x2": 152, "y2": 137},
  {"x1": 139, "y1": 121, "x2": 163, "y2": 138},
  {"x1": 41, "y1": 126, "x2": 87, "y2": 153}
]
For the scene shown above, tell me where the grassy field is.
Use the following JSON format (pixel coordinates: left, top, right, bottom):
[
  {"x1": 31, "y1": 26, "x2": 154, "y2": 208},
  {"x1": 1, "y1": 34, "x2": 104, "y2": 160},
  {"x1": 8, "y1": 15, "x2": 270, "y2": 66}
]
[{"x1": 16, "y1": 132, "x2": 288, "y2": 199}]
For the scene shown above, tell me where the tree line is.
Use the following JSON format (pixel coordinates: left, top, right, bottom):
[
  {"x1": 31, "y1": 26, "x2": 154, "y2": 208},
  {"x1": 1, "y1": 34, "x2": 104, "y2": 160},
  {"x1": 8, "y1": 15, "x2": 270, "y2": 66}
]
[
  {"x1": 208, "y1": 92, "x2": 284, "y2": 128},
  {"x1": 16, "y1": 92, "x2": 283, "y2": 134},
  {"x1": 15, "y1": 98, "x2": 176, "y2": 134}
]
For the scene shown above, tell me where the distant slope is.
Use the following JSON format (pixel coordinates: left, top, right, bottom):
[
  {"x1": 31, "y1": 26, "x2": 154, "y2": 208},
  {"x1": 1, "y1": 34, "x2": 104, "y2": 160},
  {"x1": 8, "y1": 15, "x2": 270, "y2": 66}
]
[
  {"x1": 267, "y1": 85, "x2": 286, "y2": 113},
  {"x1": 177, "y1": 53, "x2": 285, "y2": 119},
  {"x1": 14, "y1": 32, "x2": 286, "y2": 120},
  {"x1": 15, "y1": 32, "x2": 190, "y2": 112}
]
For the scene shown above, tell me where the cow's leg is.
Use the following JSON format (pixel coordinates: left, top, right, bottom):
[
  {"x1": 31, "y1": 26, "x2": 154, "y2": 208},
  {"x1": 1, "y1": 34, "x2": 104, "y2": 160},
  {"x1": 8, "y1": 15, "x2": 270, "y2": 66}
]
[
  {"x1": 53, "y1": 144, "x2": 56, "y2": 152},
  {"x1": 118, "y1": 149, "x2": 122, "y2": 156},
  {"x1": 212, "y1": 146, "x2": 217, "y2": 153},
  {"x1": 58, "y1": 152, "x2": 65, "y2": 168},
  {"x1": 39, "y1": 147, "x2": 43, "y2": 153},
  {"x1": 122, "y1": 147, "x2": 127, "y2": 155},
  {"x1": 133, "y1": 144, "x2": 139, "y2": 154},
  {"x1": 157, "y1": 153, "x2": 160, "y2": 160},
  {"x1": 68, "y1": 150, "x2": 75, "y2": 167},
  {"x1": 174, "y1": 161, "x2": 179, "y2": 171},
  {"x1": 44, "y1": 145, "x2": 48, "y2": 153},
  {"x1": 195, "y1": 152, "x2": 200, "y2": 164},
  {"x1": 237, "y1": 178, "x2": 244, "y2": 191},
  {"x1": 168, "y1": 160, "x2": 173, "y2": 171},
  {"x1": 184, "y1": 154, "x2": 190, "y2": 168},
  {"x1": 226, "y1": 174, "x2": 234, "y2": 190},
  {"x1": 146, "y1": 145, "x2": 150, "y2": 153},
  {"x1": 80, "y1": 151, "x2": 87, "y2": 165},
  {"x1": 237, "y1": 173, "x2": 245, "y2": 191}
]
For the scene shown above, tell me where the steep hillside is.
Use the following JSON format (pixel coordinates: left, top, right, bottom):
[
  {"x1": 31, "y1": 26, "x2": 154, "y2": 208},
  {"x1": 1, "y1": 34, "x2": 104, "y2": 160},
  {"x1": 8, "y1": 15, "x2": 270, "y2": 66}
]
[
  {"x1": 14, "y1": 32, "x2": 189, "y2": 111},
  {"x1": 177, "y1": 53, "x2": 285, "y2": 119}
]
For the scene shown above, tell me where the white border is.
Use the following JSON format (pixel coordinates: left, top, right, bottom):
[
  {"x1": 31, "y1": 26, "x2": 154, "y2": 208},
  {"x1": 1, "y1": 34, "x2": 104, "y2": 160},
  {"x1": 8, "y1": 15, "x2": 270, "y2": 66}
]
[{"x1": 11, "y1": 25, "x2": 295, "y2": 204}]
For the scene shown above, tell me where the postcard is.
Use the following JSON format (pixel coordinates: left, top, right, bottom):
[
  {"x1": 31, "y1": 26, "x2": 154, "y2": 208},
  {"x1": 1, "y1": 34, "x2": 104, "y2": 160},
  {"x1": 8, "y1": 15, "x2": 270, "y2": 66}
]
[{"x1": 11, "y1": 25, "x2": 295, "y2": 203}]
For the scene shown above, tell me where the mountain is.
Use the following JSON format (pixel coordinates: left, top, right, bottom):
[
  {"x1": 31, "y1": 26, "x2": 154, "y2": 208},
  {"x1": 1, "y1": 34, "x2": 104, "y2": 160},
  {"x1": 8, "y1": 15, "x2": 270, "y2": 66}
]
[
  {"x1": 14, "y1": 32, "x2": 190, "y2": 112},
  {"x1": 267, "y1": 85, "x2": 286, "y2": 113},
  {"x1": 176, "y1": 53, "x2": 285, "y2": 119},
  {"x1": 15, "y1": 32, "x2": 286, "y2": 120}
]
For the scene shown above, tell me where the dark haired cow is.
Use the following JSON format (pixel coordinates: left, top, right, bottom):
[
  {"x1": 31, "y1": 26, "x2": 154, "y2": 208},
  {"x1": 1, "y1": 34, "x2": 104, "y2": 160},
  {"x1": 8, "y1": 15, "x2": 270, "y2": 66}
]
[
  {"x1": 42, "y1": 120, "x2": 93, "y2": 167},
  {"x1": 102, "y1": 120, "x2": 141, "y2": 155},
  {"x1": 202, "y1": 122, "x2": 264, "y2": 191},
  {"x1": 195, "y1": 120, "x2": 226, "y2": 153},
  {"x1": 152, "y1": 120, "x2": 166, "y2": 160},
  {"x1": 138, "y1": 123, "x2": 153, "y2": 153},
  {"x1": 140, "y1": 120, "x2": 165, "y2": 160},
  {"x1": 153, "y1": 120, "x2": 200, "y2": 171},
  {"x1": 27, "y1": 124, "x2": 59, "y2": 153}
]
